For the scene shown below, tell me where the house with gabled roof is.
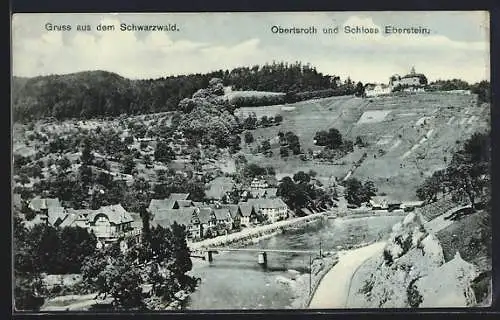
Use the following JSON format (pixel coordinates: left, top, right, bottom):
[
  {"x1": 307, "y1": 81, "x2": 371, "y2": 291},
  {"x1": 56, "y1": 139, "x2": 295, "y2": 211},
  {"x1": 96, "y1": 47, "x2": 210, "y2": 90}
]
[
  {"x1": 247, "y1": 198, "x2": 288, "y2": 223},
  {"x1": 223, "y1": 204, "x2": 242, "y2": 229},
  {"x1": 238, "y1": 202, "x2": 258, "y2": 226},
  {"x1": 47, "y1": 207, "x2": 68, "y2": 227},
  {"x1": 150, "y1": 207, "x2": 201, "y2": 240},
  {"x1": 86, "y1": 204, "x2": 134, "y2": 244},
  {"x1": 174, "y1": 200, "x2": 195, "y2": 208},
  {"x1": 196, "y1": 207, "x2": 217, "y2": 238},
  {"x1": 213, "y1": 207, "x2": 233, "y2": 232},
  {"x1": 28, "y1": 197, "x2": 61, "y2": 213},
  {"x1": 169, "y1": 193, "x2": 190, "y2": 201},
  {"x1": 369, "y1": 196, "x2": 402, "y2": 211},
  {"x1": 59, "y1": 209, "x2": 91, "y2": 229},
  {"x1": 25, "y1": 196, "x2": 64, "y2": 227}
]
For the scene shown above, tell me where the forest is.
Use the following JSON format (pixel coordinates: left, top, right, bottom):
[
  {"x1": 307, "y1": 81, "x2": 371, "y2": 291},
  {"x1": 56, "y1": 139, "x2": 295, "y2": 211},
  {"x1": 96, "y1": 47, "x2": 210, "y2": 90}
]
[{"x1": 12, "y1": 62, "x2": 348, "y2": 122}]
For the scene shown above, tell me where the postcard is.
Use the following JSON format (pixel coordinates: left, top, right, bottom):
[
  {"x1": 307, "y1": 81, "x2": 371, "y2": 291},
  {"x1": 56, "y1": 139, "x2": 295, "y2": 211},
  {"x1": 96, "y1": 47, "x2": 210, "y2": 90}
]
[{"x1": 11, "y1": 11, "x2": 491, "y2": 312}]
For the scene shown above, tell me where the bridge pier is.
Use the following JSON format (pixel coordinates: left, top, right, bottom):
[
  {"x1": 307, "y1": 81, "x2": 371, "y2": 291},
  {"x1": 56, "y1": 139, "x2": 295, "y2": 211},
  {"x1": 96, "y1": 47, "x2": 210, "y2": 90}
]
[
  {"x1": 258, "y1": 252, "x2": 267, "y2": 268},
  {"x1": 205, "y1": 251, "x2": 213, "y2": 262}
]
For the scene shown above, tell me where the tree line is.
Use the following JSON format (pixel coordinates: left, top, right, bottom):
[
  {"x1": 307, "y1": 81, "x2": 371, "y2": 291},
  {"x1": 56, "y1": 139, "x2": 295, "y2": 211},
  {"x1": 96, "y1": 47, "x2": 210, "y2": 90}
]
[
  {"x1": 427, "y1": 79, "x2": 491, "y2": 103},
  {"x1": 12, "y1": 62, "x2": 359, "y2": 122}
]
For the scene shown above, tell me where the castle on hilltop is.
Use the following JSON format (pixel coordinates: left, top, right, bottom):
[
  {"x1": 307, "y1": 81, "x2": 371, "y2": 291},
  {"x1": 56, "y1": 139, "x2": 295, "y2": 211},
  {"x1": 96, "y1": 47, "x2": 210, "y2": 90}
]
[{"x1": 365, "y1": 67, "x2": 428, "y2": 97}]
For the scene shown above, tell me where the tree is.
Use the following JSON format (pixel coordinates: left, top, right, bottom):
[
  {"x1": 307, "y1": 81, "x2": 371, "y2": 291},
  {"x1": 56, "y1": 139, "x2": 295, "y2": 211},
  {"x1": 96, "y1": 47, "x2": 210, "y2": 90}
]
[
  {"x1": 314, "y1": 128, "x2": 343, "y2": 150},
  {"x1": 244, "y1": 131, "x2": 254, "y2": 144},
  {"x1": 124, "y1": 136, "x2": 134, "y2": 145},
  {"x1": 243, "y1": 114, "x2": 258, "y2": 130},
  {"x1": 344, "y1": 178, "x2": 377, "y2": 207},
  {"x1": 285, "y1": 132, "x2": 301, "y2": 155},
  {"x1": 355, "y1": 81, "x2": 365, "y2": 97},
  {"x1": 169, "y1": 222, "x2": 194, "y2": 287},
  {"x1": 81, "y1": 244, "x2": 144, "y2": 310},
  {"x1": 416, "y1": 170, "x2": 446, "y2": 202},
  {"x1": 416, "y1": 132, "x2": 490, "y2": 209},
  {"x1": 260, "y1": 115, "x2": 270, "y2": 127},
  {"x1": 260, "y1": 139, "x2": 271, "y2": 153},
  {"x1": 154, "y1": 141, "x2": 176, "y2": 164},
  {"x1": 57, "y1": 227, "x2": 98, "y2": 274},
  {"x1": 243, "y1": 163, "x2": 267, "y2": 178},
  {"x1": 81, "y1": 138, "x2": 94, "y2": 165},
  {"x1": 293, "y1": 171, "x2": 311, "y2": 184},
  {"x1": 122, "y1": 155, "x2": 135, "y2": 175},
  {"x1": 274, "y1": 114, "x2": 283, "y2": 124},
  {"x1": 57, "y1": 157, "x2": 71, "y2": 172}
]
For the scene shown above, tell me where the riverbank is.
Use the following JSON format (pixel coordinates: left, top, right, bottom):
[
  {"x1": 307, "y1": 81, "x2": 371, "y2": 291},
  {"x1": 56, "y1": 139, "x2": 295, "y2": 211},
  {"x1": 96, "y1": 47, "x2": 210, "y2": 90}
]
[
  {"x1": 308, "y1": 241, "x2": 387, "y2": 309},
  {"x1": 189, "y1": 212, "x2": 327, "y2": 252},
  {"x1": 331, "y1": 210, "x2": 408, "y2": 220}
]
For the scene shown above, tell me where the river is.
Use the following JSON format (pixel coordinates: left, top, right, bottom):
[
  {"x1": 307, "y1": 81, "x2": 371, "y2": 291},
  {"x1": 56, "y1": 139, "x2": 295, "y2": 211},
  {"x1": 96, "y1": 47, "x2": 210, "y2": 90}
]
[{"x1": 185, "y1": 215, "x2": 404, "y2": 310}]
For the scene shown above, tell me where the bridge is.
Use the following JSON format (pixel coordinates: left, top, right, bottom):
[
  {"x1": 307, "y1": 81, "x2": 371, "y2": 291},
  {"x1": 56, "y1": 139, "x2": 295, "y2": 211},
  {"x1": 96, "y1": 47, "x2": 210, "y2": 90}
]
[{"x1": 192, "y1": 247, "x2": 327, "y2": 268}]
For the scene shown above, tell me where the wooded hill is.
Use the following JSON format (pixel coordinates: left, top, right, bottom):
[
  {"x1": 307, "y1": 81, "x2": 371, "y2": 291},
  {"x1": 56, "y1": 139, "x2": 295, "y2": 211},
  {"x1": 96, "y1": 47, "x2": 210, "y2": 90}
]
[{"x1": 12, "y1": 62, "x2": 346, "y2": 122}]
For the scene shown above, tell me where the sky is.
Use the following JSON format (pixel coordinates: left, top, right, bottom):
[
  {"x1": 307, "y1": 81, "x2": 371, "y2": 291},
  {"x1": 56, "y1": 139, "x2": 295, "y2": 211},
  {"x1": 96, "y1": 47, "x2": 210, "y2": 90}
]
[{"x1": 11, "y1": 11, "x2": 490, "y2": 84}]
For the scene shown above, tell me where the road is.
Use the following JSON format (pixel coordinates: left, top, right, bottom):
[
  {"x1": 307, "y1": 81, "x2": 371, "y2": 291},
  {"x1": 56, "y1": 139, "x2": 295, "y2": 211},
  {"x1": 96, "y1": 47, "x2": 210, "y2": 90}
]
[{"x1": 308, "y1": 241, "x2": 387, "y2": 309}]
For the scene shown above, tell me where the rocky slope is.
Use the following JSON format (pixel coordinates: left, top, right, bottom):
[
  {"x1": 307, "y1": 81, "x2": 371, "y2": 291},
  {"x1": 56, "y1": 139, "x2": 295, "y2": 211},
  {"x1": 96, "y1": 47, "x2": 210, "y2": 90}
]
[{"x1": 346, "y1": 212, "x2": 481, "y2": 308}]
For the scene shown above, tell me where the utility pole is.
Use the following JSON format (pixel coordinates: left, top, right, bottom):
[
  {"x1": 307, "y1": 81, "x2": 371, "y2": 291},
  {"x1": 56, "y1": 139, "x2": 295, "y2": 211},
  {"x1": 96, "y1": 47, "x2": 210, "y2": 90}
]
[
  {"x1": 309, "y1": 255, "x2": 312, "y2": 296},
  {"x1": 319, "y1": 239, "x2": 322, "y2": 257}
]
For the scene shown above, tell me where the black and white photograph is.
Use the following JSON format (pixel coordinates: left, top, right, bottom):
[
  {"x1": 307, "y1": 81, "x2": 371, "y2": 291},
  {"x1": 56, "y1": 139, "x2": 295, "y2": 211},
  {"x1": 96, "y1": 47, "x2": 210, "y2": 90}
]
[{"x1": 11, "y1": 11, "x2": 491, "y2": 311}]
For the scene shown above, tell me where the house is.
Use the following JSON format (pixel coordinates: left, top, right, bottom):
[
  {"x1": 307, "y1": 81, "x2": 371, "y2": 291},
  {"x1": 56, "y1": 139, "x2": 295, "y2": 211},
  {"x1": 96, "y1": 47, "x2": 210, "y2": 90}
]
[
  {"x1": 248, "y1": 198, "x2": 288, "y2": 223},
  {"x1": 365, "y1": 83, "x2": 391, "y2": 97},
  {"x1": 213, "y1": 208, "x2": 233, "y2": 232},
  {"x1": 401, "y1": 200, "x2": 425, "y2": 212},
  {"x1": 28, "y1": 197, "x2": 61, "y2": 214},
  {"x1": 369, "y1": 196, "x2": 402, "y2": 211},
  {"x1": 238, "y1": 203, "x2": 258, "y2": 227},
  {"x1": 174, "y1": 200, "x2": 195, "y2": 208},
  {"x1": 224, "y1": 204, "x2": 242, "y2": 229},
  {"x1": 205, "y1": 176, "x2": 236, "y2": 201},
  {"x1": 168, "y1": 193, "x2": 190, "y2": 201},
  {"x1": 369, "y1": 196, "x2": 389, "y2": 210},
  {"x1": 264, "y1": 188, "x2": 278, "y2": 198},
  {"x1": 250, "y1": 187, "x2": 278, "y2": 199},
  {"x1": 26, "y1": 197, "x2": 63, "y2": 226},
  {"x1": 87, "y1": 204, "x2": 135, "y2": 244},
  {"x1": 196, "y1": 207, "x2": 217, "y2": 238},
  {"x1": 128, "y1": 212, "x2": 143, "y2": 242},
  {"x1": 47, "y1": 207, "x2": 68, "y2": 227},
  {"x1": 150, "y1": 207, "x2": 201, "y2": 239},
  {"x1": 251, "y1": 177, "x2": 269, "y2": 190},
  {"x1": 148, "y1": 193, "x2": 192, "y2": 212},
  {"x1": 59, "y1": 209, "x2": 91, "y2": 229}
]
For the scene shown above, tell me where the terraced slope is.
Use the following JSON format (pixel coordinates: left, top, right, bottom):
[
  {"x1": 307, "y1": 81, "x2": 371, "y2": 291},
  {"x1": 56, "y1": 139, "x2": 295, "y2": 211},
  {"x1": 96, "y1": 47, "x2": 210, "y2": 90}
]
[{"x1": 238, "y1": 92, "x2": 490, "y2": 201}]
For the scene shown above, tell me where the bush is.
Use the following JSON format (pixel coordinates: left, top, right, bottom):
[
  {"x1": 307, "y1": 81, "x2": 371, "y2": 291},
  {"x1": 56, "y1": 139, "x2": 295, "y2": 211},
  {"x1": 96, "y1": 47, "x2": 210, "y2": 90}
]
[
  {"x1": 407, "y1": 278, "x2": 423, "y2": 308},
  {"x1": 383, "y1": 249, "x2": 393, "y2": 266}
]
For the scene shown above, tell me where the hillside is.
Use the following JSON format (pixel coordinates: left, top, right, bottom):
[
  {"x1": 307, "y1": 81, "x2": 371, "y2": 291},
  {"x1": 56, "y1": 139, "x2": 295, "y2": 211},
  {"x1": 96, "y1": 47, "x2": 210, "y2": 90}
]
[
  {"x1": 11, "y1": 70, "x2": 214, "y2": 121},
  {"x1": 237, "y1": 92, "x2": 490, "y2": 201},
  {"x1": 11, "y1": 62, "x2": 350, "y2": 122}
]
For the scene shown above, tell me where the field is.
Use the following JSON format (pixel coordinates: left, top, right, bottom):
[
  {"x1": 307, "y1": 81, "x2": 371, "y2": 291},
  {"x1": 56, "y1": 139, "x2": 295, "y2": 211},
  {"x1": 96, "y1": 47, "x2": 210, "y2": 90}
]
[{"x1": 237, "y1": 92, "x2": 489, "y2": 200}]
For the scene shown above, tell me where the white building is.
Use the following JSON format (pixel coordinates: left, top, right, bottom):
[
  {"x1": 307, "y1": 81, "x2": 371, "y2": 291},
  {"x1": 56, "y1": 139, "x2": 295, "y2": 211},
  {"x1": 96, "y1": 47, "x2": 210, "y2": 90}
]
[
  {"x1": 365, "y1": 83, "x2": 392, "y2": 97},
  {"x1": 247, "y1": 198, "x2": 288, "y2": 223}
]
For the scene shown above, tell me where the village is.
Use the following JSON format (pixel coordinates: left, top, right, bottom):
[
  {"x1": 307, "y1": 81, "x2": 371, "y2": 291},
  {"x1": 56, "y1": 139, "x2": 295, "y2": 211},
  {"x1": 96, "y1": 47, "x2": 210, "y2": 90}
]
[
  {"x1": 11, "y1": 62, "x2": 491, "y2": 311},
  {"x1": 14, "y1": 172, "x2": 428, "y2": 253}
]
